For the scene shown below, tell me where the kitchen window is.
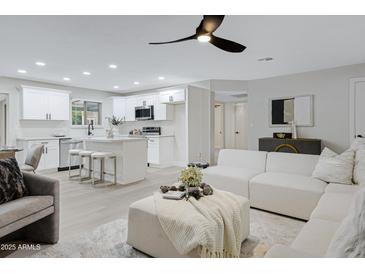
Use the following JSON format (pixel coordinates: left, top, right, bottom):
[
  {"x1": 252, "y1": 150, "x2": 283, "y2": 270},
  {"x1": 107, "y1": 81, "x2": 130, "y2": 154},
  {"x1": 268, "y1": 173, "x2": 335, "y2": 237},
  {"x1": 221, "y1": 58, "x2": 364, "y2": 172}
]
[{"x1": 72, "y1": 100, "x2": 102, "y2": 126}]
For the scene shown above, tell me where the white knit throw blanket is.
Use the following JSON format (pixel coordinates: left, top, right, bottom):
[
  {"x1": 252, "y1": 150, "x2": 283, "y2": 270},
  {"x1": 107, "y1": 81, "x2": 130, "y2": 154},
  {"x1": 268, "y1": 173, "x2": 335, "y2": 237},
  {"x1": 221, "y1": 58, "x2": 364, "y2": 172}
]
[{"x1": 154, "y1": 189, "x2": 246, "y2": 258}]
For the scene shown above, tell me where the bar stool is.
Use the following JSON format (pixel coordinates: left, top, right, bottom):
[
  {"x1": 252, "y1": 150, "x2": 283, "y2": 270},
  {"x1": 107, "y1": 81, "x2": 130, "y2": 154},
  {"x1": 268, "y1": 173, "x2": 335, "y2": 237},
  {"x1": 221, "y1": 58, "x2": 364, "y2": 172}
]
[
  {"x1": 91, "y1": 152, "x2": 117, "y2": 185},
  {"x1": 78, "y1": 150, "x2": 94, "y2": 182},
  {"x1": 68, "y1": 149, "x2": 82, "y2": 178}
]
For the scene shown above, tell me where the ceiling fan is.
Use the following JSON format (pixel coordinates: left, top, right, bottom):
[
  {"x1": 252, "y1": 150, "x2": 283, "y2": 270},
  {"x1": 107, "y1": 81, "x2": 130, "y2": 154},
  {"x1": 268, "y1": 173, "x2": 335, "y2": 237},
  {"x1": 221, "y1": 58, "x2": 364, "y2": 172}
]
[{"x1": 149, "y1": 15, "x2": 246, "y2": 53}]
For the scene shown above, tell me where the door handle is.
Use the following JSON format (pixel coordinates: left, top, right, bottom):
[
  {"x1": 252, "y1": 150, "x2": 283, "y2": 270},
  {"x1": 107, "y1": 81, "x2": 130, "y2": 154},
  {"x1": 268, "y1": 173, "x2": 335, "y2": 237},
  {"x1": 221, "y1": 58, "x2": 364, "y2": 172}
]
[
  {"x1": 49, "y1": 113, "x2": 51, "y2": 120},
  {"x1": 46, "y1": 113, "x2": 48, "y2": 120},
  {"x1": 235, "y1": 131, "x2": 240, "y2": 134}
]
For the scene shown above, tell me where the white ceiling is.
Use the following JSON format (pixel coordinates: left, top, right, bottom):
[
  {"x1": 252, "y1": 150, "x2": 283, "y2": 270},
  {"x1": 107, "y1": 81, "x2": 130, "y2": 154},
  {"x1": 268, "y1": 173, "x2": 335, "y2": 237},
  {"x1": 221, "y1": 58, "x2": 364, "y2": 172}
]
[{"x1": 0, "y1": 15, "x2": 365, "y2": 93}]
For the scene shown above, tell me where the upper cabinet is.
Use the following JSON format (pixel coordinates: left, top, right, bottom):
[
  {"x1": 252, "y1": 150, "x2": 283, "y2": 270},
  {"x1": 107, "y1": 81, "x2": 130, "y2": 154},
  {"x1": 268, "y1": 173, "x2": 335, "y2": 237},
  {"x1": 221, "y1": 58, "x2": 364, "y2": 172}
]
[
  {"x1": 109, "y1": 92, "x2": 175, "y2": 122},
  {"x1": 159, "y1": 88, "x2": 185, "y2": 104},
  {"x1": 20, "y1": 86, "x2": 70, "y2": 121}
]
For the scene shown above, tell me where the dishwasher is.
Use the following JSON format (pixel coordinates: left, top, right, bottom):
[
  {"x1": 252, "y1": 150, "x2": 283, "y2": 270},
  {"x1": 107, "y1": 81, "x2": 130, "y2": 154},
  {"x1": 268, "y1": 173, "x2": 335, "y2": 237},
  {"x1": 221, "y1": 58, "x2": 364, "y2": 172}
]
[{"x1": 58, "y1": 138, "x2": 83, "y2": 171}]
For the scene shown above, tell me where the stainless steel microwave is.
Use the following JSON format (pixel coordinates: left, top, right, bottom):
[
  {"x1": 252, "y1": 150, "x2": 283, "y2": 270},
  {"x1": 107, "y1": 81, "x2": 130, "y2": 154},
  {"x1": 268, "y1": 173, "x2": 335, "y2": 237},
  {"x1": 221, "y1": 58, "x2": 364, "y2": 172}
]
[{"x1": 135, "y1": 105, "x2": 154, "y2": 120}]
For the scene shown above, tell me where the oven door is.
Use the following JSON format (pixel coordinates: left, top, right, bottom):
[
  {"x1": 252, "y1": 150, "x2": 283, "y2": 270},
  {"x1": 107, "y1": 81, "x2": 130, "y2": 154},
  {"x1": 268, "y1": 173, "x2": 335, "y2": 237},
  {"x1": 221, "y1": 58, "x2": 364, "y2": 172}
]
[{"x1": 135, "y1": 106, "x2": 153, "y2": 120}]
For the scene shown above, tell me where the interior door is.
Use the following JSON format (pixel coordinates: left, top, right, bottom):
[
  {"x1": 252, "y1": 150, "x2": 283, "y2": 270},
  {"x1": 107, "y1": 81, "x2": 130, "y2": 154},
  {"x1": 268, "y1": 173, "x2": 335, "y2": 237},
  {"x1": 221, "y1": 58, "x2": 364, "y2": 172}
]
[
  {"x1": 214, "y1": 104, "x2": 224, "y2": 149},
  {"x1": 234, "y1": 103, "x2": 248, "y2": 149},
  {"x1": 354, "y1": 80, "x2": 365, "y2": 138}
]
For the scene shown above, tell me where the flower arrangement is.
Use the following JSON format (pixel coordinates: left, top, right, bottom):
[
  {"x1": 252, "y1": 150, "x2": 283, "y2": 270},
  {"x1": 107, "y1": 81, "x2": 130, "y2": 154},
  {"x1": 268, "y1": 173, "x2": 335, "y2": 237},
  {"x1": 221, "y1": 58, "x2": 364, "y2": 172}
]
[
  {"x1": 178, "y1": 166, "x2": 203, "y2": 187},
  {"x1": 107, "y1": 115, "x2": 125, "y2": 127}
]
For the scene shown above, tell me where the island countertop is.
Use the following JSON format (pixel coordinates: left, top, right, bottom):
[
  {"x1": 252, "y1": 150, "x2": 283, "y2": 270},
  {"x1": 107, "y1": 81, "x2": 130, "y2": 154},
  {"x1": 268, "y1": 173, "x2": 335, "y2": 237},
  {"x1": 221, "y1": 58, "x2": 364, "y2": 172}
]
[{"x1": 81, "y1": 136, "x2": 147, "y2": 143}]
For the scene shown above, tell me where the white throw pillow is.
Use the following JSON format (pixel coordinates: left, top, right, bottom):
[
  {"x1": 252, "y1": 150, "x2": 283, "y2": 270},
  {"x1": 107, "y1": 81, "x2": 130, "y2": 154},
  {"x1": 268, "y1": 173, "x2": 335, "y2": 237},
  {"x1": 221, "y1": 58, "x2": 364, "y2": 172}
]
[
  {"x1": 350, "y1": 137, "x2": 365, "y2": 151},
  {"x1": 325, "y1": 187, "x2": 365, "y2": 257},
  {"x1": 353, "y1": 149, "x2": 365, "y2": 185},
  {"x1": 312, "y1": 147, "x2": 354, "y2": 185}
]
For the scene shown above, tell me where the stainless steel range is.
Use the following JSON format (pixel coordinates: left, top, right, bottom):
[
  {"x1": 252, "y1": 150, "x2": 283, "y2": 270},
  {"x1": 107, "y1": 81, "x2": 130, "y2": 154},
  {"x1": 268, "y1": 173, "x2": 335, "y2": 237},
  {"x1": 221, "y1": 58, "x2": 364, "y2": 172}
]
[{"x1": 142, "y1": 127, "x2": 161, "y2": 136}]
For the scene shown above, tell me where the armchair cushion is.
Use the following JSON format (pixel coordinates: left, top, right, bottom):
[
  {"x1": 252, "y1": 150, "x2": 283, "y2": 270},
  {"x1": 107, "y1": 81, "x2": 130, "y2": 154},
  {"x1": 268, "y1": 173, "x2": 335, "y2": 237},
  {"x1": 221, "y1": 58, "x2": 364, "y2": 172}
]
[{"x1": 0, "y1": 157, "x2": 28, "y2": 205}]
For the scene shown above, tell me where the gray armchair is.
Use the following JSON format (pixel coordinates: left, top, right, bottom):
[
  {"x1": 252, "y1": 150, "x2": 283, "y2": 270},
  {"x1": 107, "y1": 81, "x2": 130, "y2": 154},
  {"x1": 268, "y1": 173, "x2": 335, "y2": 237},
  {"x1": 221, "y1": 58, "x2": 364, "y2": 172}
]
[{"x1": 0, "y1": 172, "x2": 59, "y2": 244}]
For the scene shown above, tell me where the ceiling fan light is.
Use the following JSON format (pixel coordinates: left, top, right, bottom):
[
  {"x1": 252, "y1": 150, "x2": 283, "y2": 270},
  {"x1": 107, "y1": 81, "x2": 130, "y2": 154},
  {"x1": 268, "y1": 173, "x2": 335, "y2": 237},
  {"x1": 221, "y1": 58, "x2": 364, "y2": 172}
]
[{"x1": 197, "y1": 35, "x2": 211, "y2": 43}]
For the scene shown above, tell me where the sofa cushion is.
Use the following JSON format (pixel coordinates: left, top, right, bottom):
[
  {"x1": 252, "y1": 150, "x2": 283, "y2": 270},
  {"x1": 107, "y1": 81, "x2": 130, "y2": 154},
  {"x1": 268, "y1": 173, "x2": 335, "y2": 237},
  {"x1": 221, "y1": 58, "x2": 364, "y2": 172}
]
[
  {"x1": 0, "y1": 195, "x2": 54, "y2": 228},
  {"x1": 291, "y1": 218, "x2": 340, "y2": 257},
  {"x1": 217, "y1": 149, "x2": 267, "y2": 172},
  {"x1": 266, "y1": 152, "x2": 319, "y2": 176},
  {"x1": 325, "y1": 187, "x2": 365, "y2": 257},
  {"x1": 203, "y1": 166, "x2": 259, "y2": 197},
  {"x1": 0, "y1": 157, "x2": 28, "y2": 205},
  {"x1": 312, "y1": 148, "x2": 354, "y2": 185},
  {"x1": 310, "y1": 192, "x2": 355, "y2": 222},
  {"x1": 250, "y1": 172, "x2": 327, "y2": 220},
  {"x1": 325, "y1": 183, "x2": 361, "y2": 195}
]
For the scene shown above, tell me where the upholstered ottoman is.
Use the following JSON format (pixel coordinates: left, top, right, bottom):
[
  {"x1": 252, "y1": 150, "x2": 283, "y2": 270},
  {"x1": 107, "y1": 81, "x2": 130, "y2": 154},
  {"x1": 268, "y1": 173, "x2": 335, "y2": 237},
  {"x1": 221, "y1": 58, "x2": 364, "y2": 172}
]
[{"x1": 127, "y1": 194, "x2": 250, "y2": 258}]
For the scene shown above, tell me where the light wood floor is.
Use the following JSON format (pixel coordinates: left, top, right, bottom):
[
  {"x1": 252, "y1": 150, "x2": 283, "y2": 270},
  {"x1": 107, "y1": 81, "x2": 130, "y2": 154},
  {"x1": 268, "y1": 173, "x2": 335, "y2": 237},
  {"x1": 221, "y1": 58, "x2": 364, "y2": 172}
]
[{"x1": 39, "y1": 166, "x2": 182, "y2": 240}]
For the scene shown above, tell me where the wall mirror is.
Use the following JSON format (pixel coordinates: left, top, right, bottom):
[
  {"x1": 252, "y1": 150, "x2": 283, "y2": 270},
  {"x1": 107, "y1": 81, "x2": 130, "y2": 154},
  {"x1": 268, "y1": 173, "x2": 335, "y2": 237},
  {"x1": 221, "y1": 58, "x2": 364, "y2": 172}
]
[{"x1": 269, "y1": 95, "x2": 313, "y2": 127}]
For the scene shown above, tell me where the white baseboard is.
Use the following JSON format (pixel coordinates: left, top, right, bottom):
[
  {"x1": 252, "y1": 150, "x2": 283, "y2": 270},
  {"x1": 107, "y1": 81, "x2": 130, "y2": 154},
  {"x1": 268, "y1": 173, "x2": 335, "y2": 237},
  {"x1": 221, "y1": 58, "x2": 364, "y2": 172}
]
[{"x1": 172, "y1": 161, "x2": 187, "y2": 167}]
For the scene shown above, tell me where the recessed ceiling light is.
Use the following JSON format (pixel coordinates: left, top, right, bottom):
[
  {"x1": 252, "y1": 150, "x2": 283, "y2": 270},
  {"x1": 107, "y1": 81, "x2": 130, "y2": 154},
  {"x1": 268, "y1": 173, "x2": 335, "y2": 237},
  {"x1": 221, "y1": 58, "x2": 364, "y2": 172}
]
[
  {"x1": 133, "y1": 81, "x2": 140, "y2": 85},
  {"x1": 82, "y1": 71, "x2": 91, "y2": 76},
  {"x1": 258, "y1": 57, "x2": 274, "y2": 62},
  {"x1": 35, "y1": 61, "x2": 46, "y2": 66},
  {"x1": 109, "y1": 64, "x2": 118, "y2": 69},
  {"x1": 197, "y1": 35, "x2": 211, "y2": 43},
  {"x1": 63, "y1": 77, "x2": 71, "y2": 81},
  {"x1": 113, "y1": 85, "x2": 119, "y2": 89},
  {"x1": 158, "y1": 76, "x2": 165, "y2": 80},
  {"x1": 17, "y1": 69, "x2": 27, "y2": 74}
]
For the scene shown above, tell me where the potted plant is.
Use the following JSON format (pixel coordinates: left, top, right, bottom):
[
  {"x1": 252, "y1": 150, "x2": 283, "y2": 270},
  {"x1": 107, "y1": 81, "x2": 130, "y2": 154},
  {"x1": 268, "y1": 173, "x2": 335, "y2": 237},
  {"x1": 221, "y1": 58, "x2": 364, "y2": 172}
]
[
  {"x1": 106, "y1": 115, "x2": 125, "y2": 138},
  {"x1": 178, "y1": 166, "x2": 203, "y2": 198}
]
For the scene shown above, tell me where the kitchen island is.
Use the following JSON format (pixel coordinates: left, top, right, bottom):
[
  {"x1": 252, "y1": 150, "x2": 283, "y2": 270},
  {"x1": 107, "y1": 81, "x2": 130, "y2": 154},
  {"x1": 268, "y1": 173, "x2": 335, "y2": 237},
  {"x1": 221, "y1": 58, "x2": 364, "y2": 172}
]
[{"x1": 83, "y1": 136, "x2": 148, "y2": 185}]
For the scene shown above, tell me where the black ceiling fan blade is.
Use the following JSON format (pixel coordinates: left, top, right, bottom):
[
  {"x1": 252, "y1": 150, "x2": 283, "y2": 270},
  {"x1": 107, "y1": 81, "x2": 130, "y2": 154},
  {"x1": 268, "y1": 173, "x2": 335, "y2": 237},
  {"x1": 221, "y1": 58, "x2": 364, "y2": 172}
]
[
  {"x1": 209, "y1": 35, "x2": 246, "y2": 53},
  {"x1": 200, "y1": 15, "x2": 225, "y2": 34},
  {"x1": 149, "y1": 35, "x2": 196, "y2": 45}
]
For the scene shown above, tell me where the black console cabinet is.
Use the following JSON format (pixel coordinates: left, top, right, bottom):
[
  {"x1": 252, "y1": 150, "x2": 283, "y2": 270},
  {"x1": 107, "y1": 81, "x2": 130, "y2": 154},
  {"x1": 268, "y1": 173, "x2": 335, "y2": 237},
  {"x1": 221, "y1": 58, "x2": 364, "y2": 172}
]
[{"x1": 259, "y1": 137, "x2": 322, "y2": 155}]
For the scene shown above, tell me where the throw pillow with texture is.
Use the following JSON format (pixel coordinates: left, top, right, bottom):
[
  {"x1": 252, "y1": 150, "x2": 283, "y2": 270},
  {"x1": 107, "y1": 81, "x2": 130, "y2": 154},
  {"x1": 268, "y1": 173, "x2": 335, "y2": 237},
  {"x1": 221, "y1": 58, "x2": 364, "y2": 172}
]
[
  {"x1": 325, "y1": 187, "x2": 365, "y2": 257},
  {"x1": 0, "y1": 157, "x2": 28, "y2": 205},
  {"x1": 353, "y1": 149, "x2": 365, "y2": 185},
  {"x1": 312, "y1": 148, "x2": 354, "y2": 185},
  {"x1": 350, "y1": 137, "x2": 365, "y2": 151}
]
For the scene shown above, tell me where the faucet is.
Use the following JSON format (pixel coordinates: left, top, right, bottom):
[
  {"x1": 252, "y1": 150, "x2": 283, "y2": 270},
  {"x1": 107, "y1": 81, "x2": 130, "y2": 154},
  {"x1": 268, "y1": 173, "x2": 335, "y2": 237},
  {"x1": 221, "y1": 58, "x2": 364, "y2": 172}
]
[{"x1": 87, "y1": 120, "x2": 94, "y2": 136}]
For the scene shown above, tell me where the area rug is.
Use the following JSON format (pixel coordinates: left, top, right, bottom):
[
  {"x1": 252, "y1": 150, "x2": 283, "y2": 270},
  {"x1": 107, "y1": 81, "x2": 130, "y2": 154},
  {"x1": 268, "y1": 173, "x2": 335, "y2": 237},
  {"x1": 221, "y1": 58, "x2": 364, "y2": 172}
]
[{"x1": 28, "y1": 209, "x2": 304, "y2": 258}]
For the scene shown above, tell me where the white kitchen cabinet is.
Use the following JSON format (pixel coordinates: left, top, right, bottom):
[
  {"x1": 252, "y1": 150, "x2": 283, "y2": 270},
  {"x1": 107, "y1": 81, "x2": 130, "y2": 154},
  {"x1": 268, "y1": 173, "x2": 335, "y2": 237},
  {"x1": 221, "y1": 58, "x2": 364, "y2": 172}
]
[
  {"x1": 154, "y1": 97, "x2": 174, "y2": 121},
  {"x1": 135, "y1": 94, "x2": 155, "y2": 107},
  {"x1": 159, "y1": 89, "x2": 185, "y2": 104},
  {"x1": 16, "y1": 139, "x2": 60, "y2": 170},
  {"x1": 125, "y1": 97, "x2": 136, "y2": 121},
  {"x1": 112, "y1": 97, "x2": 126, "y2": 120},
  {"x1": 147, "y1": 136, "x2": 174, "y2": 167},
  {"x1": 20, "y1": 86, "x2": 70, "y2": 121},
  {"x1": 48, "y1": 92, "x2": 70, "y2": 120}
]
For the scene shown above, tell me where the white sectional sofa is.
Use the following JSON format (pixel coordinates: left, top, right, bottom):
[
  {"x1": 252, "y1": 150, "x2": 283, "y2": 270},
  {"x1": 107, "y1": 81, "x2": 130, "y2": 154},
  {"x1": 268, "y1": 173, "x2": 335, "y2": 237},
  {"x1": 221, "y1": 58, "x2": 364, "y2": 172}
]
[
  {"x1": 266, "y1": 184, "x2": 360, "y2": 257},
  {"x1": 203, "y1": 149, "x2": 326, "y2": 220},
  {"x1": 203, "y1": 149, "x2": 267, "y2": 197},
  {"x1": 202, "y1": 149, "x2": 361, "y2": 257}
]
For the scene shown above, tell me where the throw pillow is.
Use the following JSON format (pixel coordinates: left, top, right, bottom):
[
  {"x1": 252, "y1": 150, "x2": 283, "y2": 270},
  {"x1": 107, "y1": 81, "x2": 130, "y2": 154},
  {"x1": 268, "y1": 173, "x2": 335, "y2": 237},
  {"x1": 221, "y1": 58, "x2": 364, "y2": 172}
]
[
  {"x1": 350, "y1": 137, "x2": 365, "y2": 151},
  {"x1": 0, "y1": 157, "x2": 28, "y2": 205},
  {"x1": 312, "y1": 147, "x2": 354, "y2": 185},
  {"x1": 353, "y1": 149, "x2": 365, "y2": 185},
  {"x1": 325, "y1": 187, "x2": 365, "y2": 257}
]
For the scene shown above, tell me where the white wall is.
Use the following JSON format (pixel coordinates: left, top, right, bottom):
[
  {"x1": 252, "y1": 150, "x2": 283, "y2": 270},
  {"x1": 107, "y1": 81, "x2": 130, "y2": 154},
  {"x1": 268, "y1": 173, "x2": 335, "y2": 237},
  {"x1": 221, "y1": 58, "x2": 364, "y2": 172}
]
[
  {"x1": 0, "y1": 77, "x2": 118, "y2": 145},
  {"x1": 186, "y1": 86, "x2": 212, "y2": 163},
  {"x1": 247, "y1": 63, "x2": 365, "y2": 153}
]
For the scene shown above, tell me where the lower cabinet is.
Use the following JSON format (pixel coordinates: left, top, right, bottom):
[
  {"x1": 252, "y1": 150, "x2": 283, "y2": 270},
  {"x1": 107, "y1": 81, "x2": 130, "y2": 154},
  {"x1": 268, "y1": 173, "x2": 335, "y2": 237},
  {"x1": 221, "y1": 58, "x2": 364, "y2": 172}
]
[
  {"x1": 147, "y1": 136, "x2": 174, "y2": 167},
  {"x1": 16, "y1": 139, "x2": 60, "y2": 170}
]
